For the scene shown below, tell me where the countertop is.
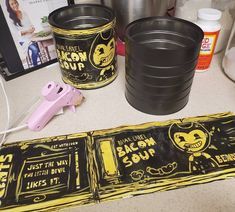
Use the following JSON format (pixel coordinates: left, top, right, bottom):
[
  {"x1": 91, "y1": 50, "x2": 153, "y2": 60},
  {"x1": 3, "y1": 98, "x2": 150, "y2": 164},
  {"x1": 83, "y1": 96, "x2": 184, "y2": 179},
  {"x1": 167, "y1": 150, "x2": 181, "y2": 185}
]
[{"x1": 1, "y1": 53, "x2": 235, "y2": 211}]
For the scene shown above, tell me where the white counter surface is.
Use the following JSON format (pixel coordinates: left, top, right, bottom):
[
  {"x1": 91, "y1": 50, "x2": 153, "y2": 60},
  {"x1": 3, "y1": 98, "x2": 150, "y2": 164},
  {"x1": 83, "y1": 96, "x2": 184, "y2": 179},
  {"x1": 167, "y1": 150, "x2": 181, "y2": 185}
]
[{"x1": 1, "y1": 53, "x2": 235, "y2": 211}]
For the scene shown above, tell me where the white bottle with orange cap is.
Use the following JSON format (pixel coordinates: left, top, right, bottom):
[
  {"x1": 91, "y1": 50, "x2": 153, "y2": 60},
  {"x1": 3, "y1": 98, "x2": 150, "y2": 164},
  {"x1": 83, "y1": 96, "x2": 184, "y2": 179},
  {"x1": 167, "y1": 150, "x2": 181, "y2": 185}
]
[{"x1": 195, "y1": 8, "x2": 222, "y2": 72}]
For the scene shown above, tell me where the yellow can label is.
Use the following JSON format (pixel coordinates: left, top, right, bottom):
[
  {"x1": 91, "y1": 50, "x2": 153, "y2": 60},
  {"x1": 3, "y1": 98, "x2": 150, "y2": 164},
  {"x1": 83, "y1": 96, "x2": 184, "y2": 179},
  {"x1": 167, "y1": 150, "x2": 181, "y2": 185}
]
[{"x1": 52, "y1": 19, "x2": 117, "y2": 89}]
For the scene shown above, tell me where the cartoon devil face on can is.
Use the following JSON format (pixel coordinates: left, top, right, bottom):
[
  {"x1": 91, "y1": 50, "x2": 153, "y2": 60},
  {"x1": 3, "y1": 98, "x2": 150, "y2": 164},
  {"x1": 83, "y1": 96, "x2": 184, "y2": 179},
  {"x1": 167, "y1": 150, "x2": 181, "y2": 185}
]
[
  {"x1": 49, "y1": 4, "x2": 117, "y2": 89},
  {"x1": 90, "y1": 29, "x2": 116, "y2": 82}
]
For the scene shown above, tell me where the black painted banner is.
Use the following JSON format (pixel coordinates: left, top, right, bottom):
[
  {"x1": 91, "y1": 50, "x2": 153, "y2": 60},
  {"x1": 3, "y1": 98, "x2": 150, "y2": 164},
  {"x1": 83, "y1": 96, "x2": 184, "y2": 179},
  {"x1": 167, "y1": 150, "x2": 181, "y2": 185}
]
[{"x1": 1, "y1": 112, "x2": 235, "y2": 211}]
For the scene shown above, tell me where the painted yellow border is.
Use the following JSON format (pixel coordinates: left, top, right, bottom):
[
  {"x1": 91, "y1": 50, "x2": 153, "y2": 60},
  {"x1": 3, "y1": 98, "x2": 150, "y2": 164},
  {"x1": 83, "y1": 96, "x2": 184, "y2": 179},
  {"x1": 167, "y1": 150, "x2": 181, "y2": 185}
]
[
  {"x1": 62, "y1": 72, "x2": 118, "y2": 89},
  {"x1": 51, "y1": 19, "x2": 116, "y2": 36},
  {"x1": 1, "y1": 112, "x2": 234, "y2": 211},
  {"x1": 92, "y1": 112, "x2": 234, "y2": 136}
]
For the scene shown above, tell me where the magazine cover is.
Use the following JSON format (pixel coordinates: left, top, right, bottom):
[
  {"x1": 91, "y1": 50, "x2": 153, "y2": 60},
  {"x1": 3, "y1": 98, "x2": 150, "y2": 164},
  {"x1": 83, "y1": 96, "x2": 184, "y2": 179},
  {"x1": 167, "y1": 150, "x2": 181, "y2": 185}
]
[
  {"x1": 0, "y1": 0, "x2": 68, "y2": 80},
  {"x1": 0, "y1": 112, "x2": 235, "y2": 211}
]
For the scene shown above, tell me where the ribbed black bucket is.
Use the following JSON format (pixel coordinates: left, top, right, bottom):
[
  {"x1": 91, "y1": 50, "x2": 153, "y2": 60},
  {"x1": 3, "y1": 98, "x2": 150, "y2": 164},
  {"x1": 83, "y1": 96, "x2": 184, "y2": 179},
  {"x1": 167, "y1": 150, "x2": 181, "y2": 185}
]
[{"x1": 125, "y1": 17, "x2": 204, "y2": 115}]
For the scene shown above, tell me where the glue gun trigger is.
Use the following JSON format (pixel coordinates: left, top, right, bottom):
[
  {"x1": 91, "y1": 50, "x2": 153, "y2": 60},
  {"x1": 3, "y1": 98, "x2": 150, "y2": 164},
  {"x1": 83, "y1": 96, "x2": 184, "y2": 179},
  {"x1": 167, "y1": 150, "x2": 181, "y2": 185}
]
[
  {"x1": 68, "y1": 96, "x2": 85, "y2": 112},
  {"x1": 69, "y1": 105, "x2": 76, "y2": 113}
]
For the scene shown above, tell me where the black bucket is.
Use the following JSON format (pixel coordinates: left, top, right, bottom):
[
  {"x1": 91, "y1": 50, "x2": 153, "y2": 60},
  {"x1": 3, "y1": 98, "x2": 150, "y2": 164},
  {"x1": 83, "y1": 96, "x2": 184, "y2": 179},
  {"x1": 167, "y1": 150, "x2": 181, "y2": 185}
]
[
  {"x1": 125, "y1": 17, "x2": 204, "y2": 115},
  {"x1": 49, "y1": 4, "x2": 117, "y2": 89}
]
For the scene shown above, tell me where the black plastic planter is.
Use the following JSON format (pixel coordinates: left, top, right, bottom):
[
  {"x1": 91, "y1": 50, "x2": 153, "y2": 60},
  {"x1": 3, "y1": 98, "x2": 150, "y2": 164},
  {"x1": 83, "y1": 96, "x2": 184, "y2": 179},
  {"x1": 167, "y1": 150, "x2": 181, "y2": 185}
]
[{"x1": 125, "y1": 17, "x2": 204, "y2": 115}]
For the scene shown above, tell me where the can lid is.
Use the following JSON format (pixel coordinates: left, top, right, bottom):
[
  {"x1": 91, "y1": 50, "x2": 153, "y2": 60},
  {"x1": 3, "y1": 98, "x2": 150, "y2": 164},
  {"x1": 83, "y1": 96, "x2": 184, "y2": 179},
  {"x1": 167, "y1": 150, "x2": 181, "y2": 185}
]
[{"x1": 198, "y1": 8, "x2": 222, "y2": 21}]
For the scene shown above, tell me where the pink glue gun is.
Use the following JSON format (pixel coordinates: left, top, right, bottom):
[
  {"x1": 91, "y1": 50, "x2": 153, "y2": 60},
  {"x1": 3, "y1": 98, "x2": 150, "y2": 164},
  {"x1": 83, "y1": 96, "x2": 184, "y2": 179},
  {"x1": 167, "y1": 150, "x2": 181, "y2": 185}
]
[{"x1": 26, "y1": 81, "x2": 84, "y2": 131}]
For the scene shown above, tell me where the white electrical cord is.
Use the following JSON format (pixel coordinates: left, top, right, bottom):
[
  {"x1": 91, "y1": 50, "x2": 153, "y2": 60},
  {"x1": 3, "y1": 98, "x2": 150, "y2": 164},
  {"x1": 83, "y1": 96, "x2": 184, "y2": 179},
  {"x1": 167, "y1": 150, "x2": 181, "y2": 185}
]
[
  {"x1": 0, "y1": 76, "x2": 10, "y2": 147},
  {"x1": 0, "y1": 77, "x2": 28, "y2": 147},
  {"x1": 0, "y1": 124, "x2": 27, "y2": 135},
  {"x1": 0, "y1": 79, "x2": 65, "y2": 148}
]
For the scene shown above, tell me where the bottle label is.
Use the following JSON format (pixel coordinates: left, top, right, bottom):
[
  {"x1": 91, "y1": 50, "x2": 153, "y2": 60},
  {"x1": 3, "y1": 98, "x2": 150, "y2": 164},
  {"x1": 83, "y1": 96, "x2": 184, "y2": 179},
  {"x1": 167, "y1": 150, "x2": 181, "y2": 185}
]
[{"x1": 196, "y1": 30, "x2": 220, "y2": 71}]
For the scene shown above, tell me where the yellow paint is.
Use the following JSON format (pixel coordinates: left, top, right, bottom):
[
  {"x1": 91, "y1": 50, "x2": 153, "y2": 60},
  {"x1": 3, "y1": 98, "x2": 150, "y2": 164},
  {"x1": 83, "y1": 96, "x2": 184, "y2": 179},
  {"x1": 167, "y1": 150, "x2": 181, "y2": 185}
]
[
  {"x1": 1, "y1": 112, "x2": 235, "y2": 211},
  {"x1": 51, "y1": 19, "x2": 116, "y2": 36},
  {"x1": 62, "y1": 72, "x2": 117, "y2": 89},
  {"x1": 99, "y1": 139, "x2": 118, "y2": 178},
  {"x1": 93, "y1": 38, "x2": 115, "y2": 67},
  {"x1": 75, "y1": 152, "x2": 80, "y2": 189},
  {"x1": 215, "y1": 153, "x2": 235, "y2": 164},
  {"x1": 173, "y1": 129, "x2": 208, "y2": 153},
  {"x1": 146, "y1": 162, "x2": 178, "y2": 176},
  {"x1": 92, "y1": 112, "x2": 233, "y2": 137}
]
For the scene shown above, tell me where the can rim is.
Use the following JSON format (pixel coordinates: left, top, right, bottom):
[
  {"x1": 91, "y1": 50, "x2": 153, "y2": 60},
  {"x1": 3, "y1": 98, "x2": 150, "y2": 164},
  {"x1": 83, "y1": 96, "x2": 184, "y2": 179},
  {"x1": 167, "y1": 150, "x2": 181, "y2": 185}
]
[
  {"x1": 48, "y1": 4, "x2": 115, "y2": 31},
  {"x1": 125, "y1": 16, "x2": 204, "y2": 51}
]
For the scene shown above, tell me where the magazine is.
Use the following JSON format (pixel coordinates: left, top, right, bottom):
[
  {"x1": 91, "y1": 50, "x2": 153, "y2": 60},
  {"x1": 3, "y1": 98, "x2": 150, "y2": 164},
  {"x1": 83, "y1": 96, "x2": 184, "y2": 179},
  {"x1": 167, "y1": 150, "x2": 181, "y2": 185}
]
[{"x1": 0, "y1": 0, "x2": 68, "y2": 80}]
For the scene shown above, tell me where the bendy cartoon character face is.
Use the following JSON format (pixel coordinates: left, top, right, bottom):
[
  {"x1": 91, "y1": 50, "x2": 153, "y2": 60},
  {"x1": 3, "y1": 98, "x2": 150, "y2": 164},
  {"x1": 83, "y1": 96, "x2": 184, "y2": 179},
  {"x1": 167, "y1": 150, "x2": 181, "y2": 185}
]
[
  {"x1": 93, "y1": 38, "x2": 115, "y2": 67},
  {"x1": 169, "y1": 122, "x2": 219, "y2": 173},
  {"x1": 169, "y1": 122, "x2": 210, "y2": 153},
  {"x1": 90, "y1": 29, "x2": 115, "y2": 68}
]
